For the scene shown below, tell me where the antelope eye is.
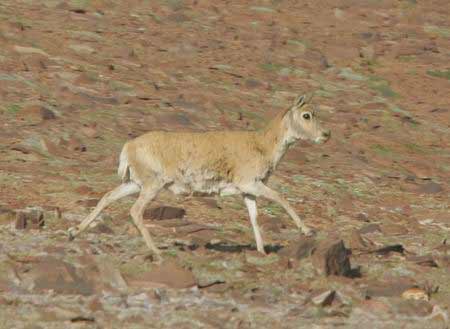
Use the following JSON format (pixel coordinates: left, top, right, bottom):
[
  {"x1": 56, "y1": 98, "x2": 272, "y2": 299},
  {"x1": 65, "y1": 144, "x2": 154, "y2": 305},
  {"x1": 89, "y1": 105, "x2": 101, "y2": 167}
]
[{"x1": 302, "y1": 113, "x2": 311, "y2": 120}]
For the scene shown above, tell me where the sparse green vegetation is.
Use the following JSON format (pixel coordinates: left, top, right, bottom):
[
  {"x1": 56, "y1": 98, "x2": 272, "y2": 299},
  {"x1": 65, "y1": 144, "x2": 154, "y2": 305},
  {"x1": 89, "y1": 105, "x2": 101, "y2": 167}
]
[
  {"x1": 424, "y1": 25, "x2": 450, "y2": 38},
  {"x1": 371, "y1": 144, "x2": 394, "y2": 156},
  {"x1": 368, "y1": 77, "x2": 398, "y2": 98},
  {"x1": 427, "y1": 69, "x2": 450, "y2": 80},
  {"x1": 4, "y1": 104, "x2": 21, "y2": 114}
]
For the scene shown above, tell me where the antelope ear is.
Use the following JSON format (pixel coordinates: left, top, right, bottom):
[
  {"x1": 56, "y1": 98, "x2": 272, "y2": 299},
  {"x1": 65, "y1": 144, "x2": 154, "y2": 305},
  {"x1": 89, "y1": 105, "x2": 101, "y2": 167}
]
[{"x1": 293, "y1": 95, "x2": 306, "y2": 108}]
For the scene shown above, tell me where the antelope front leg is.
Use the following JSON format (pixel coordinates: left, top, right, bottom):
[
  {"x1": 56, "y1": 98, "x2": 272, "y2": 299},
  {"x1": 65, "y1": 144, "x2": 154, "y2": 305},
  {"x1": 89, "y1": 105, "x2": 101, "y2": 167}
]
[
  {"x1": 242, "y1": 182, "x2": 313, "y2": 236},
  {"x1": 243, "y1": 194, "x2": 266, "y2": 255}
]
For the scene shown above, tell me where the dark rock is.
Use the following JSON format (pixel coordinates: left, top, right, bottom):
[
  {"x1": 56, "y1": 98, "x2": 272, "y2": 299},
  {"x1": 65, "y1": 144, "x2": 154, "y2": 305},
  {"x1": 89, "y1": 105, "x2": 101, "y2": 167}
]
[
  {"x1": 311, "y1": 239, "x2": 352, "y2": 277},
  {"x1": 144, "y1": 206, "x2": 186, "y2": 220},
  {"x1": 70, "y1": 316, "x2": 95, "y2": 323},
  {"x1": 373, "y1": 244, "x2": 404, "y2": 256},
  {"x1": 205, "y1": 242, "x2": 252, "y2": 253}
]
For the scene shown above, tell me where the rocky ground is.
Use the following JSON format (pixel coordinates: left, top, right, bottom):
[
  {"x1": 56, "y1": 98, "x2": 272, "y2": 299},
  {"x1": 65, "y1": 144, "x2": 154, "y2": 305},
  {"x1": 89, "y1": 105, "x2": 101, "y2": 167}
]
[{"x1": 0, "y1": 0, "x2": 449, "y2": 328}]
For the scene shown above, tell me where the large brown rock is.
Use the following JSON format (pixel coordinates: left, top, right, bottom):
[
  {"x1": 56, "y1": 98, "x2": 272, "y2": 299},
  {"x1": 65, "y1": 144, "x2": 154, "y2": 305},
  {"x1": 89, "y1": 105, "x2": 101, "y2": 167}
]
[{"x1": 21, "y1": 258, "x2": 94, "y2": 296}]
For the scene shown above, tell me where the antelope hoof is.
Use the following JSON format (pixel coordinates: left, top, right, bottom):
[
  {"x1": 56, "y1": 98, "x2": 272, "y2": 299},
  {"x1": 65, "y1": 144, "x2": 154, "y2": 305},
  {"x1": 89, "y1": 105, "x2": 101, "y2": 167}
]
[
  {"x1": 67, "y1": 227, "x2": 79, "y2": 241},
  {"x1": 301, "y1": 226, "x2": 315, "y2": 237},
  {"x1": 258, "y1": 249, "x2": 268, "y2": 256}
]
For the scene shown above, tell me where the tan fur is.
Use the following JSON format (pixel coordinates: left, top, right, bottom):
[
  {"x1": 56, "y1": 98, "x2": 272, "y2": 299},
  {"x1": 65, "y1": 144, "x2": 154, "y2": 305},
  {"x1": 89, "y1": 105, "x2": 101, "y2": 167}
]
[{"x1": 68, "y1": 94, "x2": 330, "y2": 261}]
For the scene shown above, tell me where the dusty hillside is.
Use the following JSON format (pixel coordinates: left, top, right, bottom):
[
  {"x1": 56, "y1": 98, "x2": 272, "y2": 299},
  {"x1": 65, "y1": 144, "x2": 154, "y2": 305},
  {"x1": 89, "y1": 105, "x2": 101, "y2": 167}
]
[{"x1": 0, "y1": 0, "x2": 449, "y2": 328}]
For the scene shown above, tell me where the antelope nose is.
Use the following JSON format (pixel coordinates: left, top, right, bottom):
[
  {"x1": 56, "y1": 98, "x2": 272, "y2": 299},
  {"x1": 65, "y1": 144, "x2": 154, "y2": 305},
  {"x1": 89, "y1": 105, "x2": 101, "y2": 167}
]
[{"x1": 322, "y1": 130, "x2": 331, "y2": 139}]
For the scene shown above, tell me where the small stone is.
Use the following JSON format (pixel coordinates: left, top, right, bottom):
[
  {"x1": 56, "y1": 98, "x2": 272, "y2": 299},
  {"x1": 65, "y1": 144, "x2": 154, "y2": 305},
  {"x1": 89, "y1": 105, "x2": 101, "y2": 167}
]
[
  {"x1": 311, "y1": 239, "x2": 352, "y2": 277},
  {"x1": 144, "y1": 206, "x2": 186, "y2": 220}
]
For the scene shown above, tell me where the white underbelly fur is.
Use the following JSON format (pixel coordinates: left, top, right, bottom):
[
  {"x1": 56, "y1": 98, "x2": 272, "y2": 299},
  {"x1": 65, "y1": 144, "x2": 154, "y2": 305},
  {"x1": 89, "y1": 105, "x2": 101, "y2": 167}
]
[{"x1": 167, "y1": 169, "x2": 240, "y2": 196}]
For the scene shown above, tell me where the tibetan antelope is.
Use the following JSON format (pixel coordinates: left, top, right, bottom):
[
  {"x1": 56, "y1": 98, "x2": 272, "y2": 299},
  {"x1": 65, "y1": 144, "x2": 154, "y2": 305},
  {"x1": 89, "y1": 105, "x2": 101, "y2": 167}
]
[{"x1": 68, "y1": 94, "x2": 331, "y2": 261}]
